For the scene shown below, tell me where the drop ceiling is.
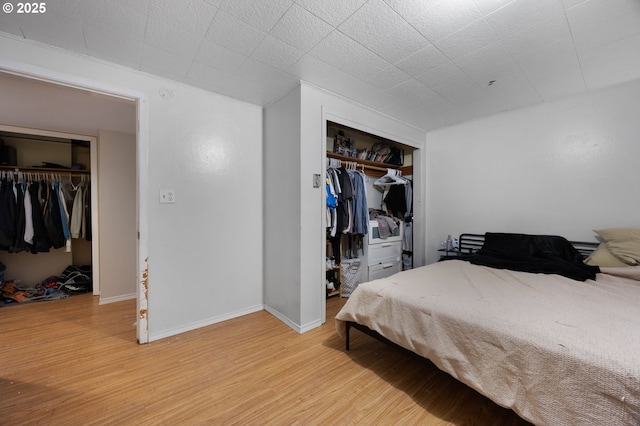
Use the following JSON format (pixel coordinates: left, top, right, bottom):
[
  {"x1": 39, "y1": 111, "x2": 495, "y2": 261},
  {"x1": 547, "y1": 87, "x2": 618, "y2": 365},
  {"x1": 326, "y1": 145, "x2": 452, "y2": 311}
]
[{"x1": 1, "y1": 0, "x2": 639, "y2": 131}]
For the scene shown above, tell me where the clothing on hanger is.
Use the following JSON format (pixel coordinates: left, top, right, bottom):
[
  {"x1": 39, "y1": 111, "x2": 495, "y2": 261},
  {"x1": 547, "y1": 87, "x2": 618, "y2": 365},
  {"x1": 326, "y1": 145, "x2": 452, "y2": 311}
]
[{"x1": 0, "y1": 172, "x2": 91, "y2": 254}]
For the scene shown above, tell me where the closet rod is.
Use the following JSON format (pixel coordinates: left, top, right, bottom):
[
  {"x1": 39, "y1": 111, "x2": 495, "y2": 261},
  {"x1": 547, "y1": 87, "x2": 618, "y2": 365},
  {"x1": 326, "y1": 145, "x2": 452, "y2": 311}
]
[
  {"x1": 326, "y1": 157, "x2": 388, "y2": 173},
  {"x1": 0, "y1": 165, "x2": 90, "y2": 176},
  {"x1": 326, "y1": 151, "x2": 412, "y2": 176}
]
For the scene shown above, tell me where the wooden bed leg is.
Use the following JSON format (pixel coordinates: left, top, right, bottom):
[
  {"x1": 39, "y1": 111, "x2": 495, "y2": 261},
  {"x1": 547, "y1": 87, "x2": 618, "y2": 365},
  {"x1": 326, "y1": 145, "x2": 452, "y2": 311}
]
[{"x1": 345, "y1": 322, "x2": 351, "y2": 351}]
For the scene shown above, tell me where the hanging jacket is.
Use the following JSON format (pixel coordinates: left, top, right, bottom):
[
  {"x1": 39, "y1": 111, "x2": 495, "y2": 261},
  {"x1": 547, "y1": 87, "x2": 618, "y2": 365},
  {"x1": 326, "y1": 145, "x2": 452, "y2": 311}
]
[
  {"x1": 42, "y1": 180, "x2": 65, "y2": 249},
  {"x1": 29, "y1": 180, "x2": 50, "y2": 253},
  {"x1": 0, "y1": 179, "x2": 14, "y2": 249},
  {"x1": 84, "y1": 183, "x2": 92, "y2": 241},
  {"x1": 11, "y1": 181, "x2": 28, "y2": 253}
]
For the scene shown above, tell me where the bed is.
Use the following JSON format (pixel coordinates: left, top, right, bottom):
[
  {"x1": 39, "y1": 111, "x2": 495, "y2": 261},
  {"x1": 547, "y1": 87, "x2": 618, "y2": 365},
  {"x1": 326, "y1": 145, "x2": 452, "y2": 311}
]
[{"x1": 335, "y1": 231, "x2": 640, "y2": 426}]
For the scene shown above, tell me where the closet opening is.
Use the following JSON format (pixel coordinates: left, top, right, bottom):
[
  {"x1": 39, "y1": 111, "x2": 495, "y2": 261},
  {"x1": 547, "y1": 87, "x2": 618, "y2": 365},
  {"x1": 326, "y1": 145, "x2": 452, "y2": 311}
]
[
  {"x1": 0, "y1": 70, "x2": 141, "y2": 343},
  {"x1": 0, "y1": 128, "x2": 96, "y2": 305},
  {"x1": 323, "y1": 121, "x2": 416, "y2": 316}
]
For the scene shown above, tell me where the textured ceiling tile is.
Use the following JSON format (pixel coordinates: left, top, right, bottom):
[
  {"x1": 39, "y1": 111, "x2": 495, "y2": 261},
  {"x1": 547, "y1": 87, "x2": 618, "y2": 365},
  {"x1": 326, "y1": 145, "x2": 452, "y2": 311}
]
[
  {"x1": 194, "y1": 39, "x2": 248, "y2": 73},
  {"x1": 108, "y1": 0, "x2": 151, "y2": 16},
  {"x1": 364, "y1": 66, "x2": 412, "y2": 90},
  {"x1": 295, "y1": 0, "x2": 367, "y2": 26},
  {"x1": 309, "y1": 30, "x2": 391, "y2": 79},
  {"x1": 473, "y1": 0, "x2": 518, "y2": 15},
  {"x1": 186, "y1": 60, "x2": 233, "y2": 88},
  {"x1": 218, "y1": 74, "x2": 264, "y2": 100},
  {"x1": 140, "y1": 45, "x2": 192, "y2": 78},
  {"x1": 501, "y1": 11, "x2": 570, "y2": 56},
  {"x1": 84, "y1": 26, "x2": 143, "y2": 69},
  {"x1": 206, "y1": 10, "x2": 266, "y2": 55},
  {"x1": 569, "y1": 0, "x2": 640, "y2": 19},
  {"x1": 78, "y1": 0, "x2": 147, "y2": 40},
  {"x1": 148, "y1": 0, "x2": 218, "y2": 38},
  {"x1": 253, "y1": 79, "x2": 300, "y2": 105},
  {"x1": 290, "y1": 55, "x2": 393, "y2": 110},
  {"x1": 579, "y1": 33, "x2": 640, "y2": 90},
  {"x1": 0, "y1": 13, "x2": 22, "y2": 38},
  {"x1": 219, "y1": 0, "x2": 293, "y2": 33},
  {"x1": 15, "y1": 9, "x2": 86, "y2": 54},
  {"x1": 235, "y1": 58, "x2": 294, "y2": 86},
  {"x1": 435, "y1": 19, "x2": 499, "y2": 60},
  {"x1": 144, "y1": 19, "x2": 202, "y2": 58},
  {"x1": 394, "y1": 44, "x2": 451, "y2": 77},
  {"x1": 3, "y1": 0, "x2": 640, "y2": 131},
  {"x1": 386, "y1": 79, "x2": 447, "y2": 108},
  {"x1": 434, "y1": 84, "x2": 488, "y2": 106},
  {"x1": 288, "y1": 54, "x2": 351, "y2": 84},
  {"x1": 12, "y1": 0, "x2": 84, "y2": 51},
  {"x1": 486, "y1": 0, "x2": 563, "y2": 38},
  {"x1": 414, "y1": 61, "x2": 470, "y2": 89},
  {"x1": 251, "y1": 35, "x2": 305, "y2": 71},
  {"x1": 560, "y1": 0, "x2": 588, "y2": 9},
  {"x1": 338, "y1": 0, "x2": 428, "y2": 63},
  {"x1": 514, "y1": 36, "x2": 576, "y2": 70},
  {"x1": 454, "y1": 86, "x2": 498, "y2": 113},
  {"x1": 200, "y1": 0, "x2": 224, "y2": 8},
  {"x1": 269, "y1": 3, "x2": 334, "y2": 51},
  {"x1": 384, "y1": 0, "x2": 484, "y2": 42},
  {"x1": 567, "y1": 1, "x2": 640, "y2": 52},
  {"x1": 523, "y1": 58, "x2": 585, "y2": 101},
  {"x1": 575, "y1": 11, "x2": 640, "y2": 52},
  {"x1": 17, "y1": 26, "x2": 87, "y2": 55},
  {"x1": 454, "y1": 40, "x2": 518, "y2": 84},
  {"x1": 483, "y1": 73, "x2": 541, "y2": 108}
]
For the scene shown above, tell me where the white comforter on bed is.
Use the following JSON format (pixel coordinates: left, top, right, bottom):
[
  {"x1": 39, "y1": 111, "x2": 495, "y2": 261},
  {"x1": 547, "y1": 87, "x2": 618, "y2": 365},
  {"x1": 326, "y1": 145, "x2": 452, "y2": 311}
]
[{"x1": 335, "y1": 260, "x2": 640, "y2": 426}]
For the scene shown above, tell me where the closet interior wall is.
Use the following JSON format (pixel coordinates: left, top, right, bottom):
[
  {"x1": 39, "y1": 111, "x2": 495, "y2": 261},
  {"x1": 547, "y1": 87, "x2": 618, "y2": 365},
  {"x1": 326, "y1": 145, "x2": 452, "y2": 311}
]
[{"x1": 0, "y1": 132, "x2": 91, "y2": 286}]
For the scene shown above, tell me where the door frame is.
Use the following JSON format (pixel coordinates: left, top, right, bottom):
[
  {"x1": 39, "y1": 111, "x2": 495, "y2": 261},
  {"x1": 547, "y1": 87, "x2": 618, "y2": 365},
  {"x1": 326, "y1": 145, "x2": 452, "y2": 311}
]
[
  {"x1": 0, "y1": 124, "x2": 100, "y2": 293},
  {"x1": 319, "y1": 109, "x2": 424, "y2": 324},
  {"x1": 0, "y1": 59, "x2": 150, "y2": 343}
]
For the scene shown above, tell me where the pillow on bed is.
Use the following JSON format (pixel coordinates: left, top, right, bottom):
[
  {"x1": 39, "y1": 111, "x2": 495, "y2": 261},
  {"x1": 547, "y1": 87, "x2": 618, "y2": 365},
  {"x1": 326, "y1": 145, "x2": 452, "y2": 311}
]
[
  {"x1": 595, "y1": 228, "x2": 640, "y2": 265},
  {"x1": 584, "y1": 243, "x2": 629, "y2": 267}
]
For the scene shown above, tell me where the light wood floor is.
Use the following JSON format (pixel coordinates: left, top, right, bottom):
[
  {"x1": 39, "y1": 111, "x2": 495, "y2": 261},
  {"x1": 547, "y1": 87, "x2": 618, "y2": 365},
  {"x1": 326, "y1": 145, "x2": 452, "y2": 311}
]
[{"x1": 0, "y1": 294, "x2": 532, "y2": 425}]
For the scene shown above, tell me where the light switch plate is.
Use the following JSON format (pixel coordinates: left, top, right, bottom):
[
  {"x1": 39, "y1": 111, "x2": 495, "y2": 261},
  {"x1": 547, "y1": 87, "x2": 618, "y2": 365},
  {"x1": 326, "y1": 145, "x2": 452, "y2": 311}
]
[
  {"x1": 159, "y1": 189, "x2": 175, "y2": 204},
  {"x1": 313, "y1": 173, "x2": 321, "y2": 188}
]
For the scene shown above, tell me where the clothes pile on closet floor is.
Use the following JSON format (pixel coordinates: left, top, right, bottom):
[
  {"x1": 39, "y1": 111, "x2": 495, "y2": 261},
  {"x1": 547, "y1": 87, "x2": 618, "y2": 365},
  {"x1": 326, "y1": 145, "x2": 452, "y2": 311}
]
[{"x1": 1, "y1": 264, "x2": 91, "y2": 305}]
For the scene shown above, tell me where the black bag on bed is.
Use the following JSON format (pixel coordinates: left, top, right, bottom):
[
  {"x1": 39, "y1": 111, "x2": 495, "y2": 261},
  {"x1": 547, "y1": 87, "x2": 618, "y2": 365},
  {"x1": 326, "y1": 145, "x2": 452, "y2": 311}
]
[{"x1": 469, "y1": 232, "x2": 600, "y2": 281}]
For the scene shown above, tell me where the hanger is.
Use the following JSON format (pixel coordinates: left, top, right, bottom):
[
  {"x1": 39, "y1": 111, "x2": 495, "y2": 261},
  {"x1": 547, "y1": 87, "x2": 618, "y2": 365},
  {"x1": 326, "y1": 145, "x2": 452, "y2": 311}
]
[{"x1": 374, "y1": 168, "x2": 405, "y2": 186}]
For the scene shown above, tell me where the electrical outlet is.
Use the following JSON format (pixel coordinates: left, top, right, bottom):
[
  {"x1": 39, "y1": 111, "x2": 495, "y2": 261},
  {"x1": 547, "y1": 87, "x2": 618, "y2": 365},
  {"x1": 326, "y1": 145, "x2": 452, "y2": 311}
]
[{"x1": 159, "y1": 189, "x2": 175, "y2": 204}]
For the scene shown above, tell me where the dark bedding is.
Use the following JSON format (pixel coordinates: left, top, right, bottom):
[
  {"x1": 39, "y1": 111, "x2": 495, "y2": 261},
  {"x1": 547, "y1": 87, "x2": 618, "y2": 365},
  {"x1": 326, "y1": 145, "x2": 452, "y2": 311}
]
[{"x1": 469, "y1": 232, "x2": 600, "y2": 281}]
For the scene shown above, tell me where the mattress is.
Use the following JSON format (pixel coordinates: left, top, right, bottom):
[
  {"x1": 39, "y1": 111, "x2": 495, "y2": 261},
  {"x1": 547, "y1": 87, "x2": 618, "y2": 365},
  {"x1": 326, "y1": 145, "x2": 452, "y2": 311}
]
[{"x1": 335, "y1": 260, "x2": 640, "y2": 425}]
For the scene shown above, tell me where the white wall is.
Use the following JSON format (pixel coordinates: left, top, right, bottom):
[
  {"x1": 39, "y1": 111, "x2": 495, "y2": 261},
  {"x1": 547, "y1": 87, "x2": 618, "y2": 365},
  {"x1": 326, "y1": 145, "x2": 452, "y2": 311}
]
[
  {"x1": 263, "y1": 85, "x2": 302, "y2": 327},
  {"x1": 425, "y1": 79, "x2": 640, "y2": 264},
  {"x1": 0, "y1": 71, "x2": 136, "y2": 135},
  {"x1": 97, "y1": 130, "x2": 136, "y2": 302},
  {"x1": 0, "y1": 35, "x2": 263, "y2": 342}
]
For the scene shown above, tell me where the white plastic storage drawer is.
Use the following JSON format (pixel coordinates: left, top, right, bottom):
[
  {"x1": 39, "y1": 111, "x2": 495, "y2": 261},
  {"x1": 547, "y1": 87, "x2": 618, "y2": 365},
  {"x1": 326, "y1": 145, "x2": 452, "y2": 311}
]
[
  {"x1": 368, "y1": 240, "x2": 402, "y2": 264},
  {"x1": 368, "y1": 260, "x2": 401, "y2": 280},
  {"x1": 368, "y1": 220, "x2": 402, "y2": 244}
]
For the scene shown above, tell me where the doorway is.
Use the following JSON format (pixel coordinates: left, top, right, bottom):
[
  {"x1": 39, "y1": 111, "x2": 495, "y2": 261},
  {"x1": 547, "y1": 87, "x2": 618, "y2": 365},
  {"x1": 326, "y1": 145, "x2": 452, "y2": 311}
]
[{"x1": 0, "y1": 68, "x2": 147, "y2": 342}]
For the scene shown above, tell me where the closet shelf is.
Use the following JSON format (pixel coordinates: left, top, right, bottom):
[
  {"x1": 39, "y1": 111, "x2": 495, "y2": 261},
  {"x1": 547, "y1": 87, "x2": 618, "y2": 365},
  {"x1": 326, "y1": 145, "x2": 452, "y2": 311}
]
[
  {"x1": 326, "y1": 152, "x2": 413, "y2": 176},
  {"x1": 0, "y1": 165, "x2": 90, "y2": 175}
]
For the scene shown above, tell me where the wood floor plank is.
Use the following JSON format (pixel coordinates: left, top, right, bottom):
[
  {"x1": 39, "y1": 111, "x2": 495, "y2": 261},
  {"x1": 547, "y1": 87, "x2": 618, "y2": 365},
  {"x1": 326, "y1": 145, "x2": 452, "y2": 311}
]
[{"x1": 0, "y1": 294, "x2": 532, "y2": 425}]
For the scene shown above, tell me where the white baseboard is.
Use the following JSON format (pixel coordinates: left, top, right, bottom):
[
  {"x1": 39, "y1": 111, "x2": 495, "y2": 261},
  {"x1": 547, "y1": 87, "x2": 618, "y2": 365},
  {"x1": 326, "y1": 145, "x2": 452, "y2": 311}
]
[
  {"x1": 149, "y1": 304, "x2": 264, "y2": 342},
  {"x1": 99, "y1": 293, "x2": 136, "y2": 305},
  {"x1": 263, "y1": 305, "x2": 322, "y2": 334}
]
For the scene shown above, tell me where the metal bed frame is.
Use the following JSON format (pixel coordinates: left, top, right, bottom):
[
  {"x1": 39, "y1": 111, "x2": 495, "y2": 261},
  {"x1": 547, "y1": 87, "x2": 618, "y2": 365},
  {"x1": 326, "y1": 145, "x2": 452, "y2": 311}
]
[{"x1": 345, "y1": 233, "x2": 599, "y2": 351}]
